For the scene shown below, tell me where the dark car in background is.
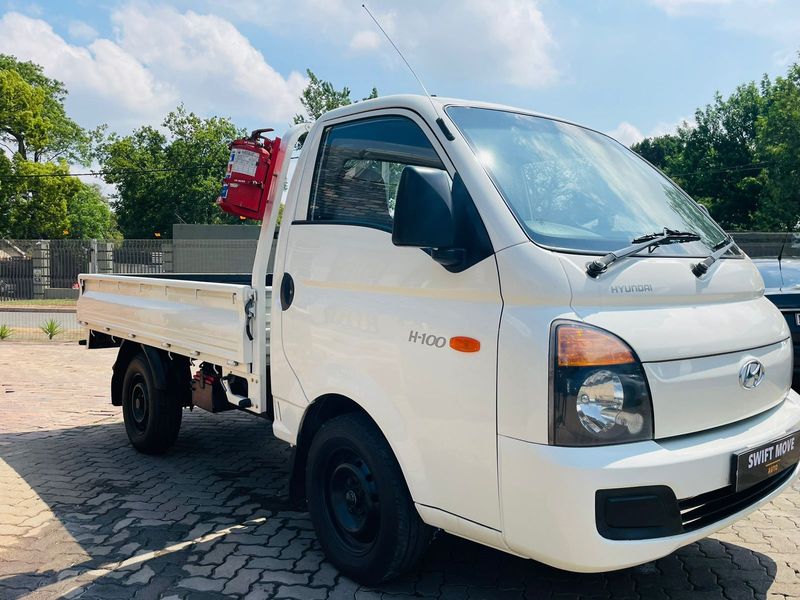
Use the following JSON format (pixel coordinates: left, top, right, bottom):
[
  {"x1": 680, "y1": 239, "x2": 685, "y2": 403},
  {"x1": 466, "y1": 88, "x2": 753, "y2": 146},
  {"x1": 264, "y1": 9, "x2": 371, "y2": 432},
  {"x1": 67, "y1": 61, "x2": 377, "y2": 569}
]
[{"x1": 738, "y1": 232, "x2": 800, "y2": 390}]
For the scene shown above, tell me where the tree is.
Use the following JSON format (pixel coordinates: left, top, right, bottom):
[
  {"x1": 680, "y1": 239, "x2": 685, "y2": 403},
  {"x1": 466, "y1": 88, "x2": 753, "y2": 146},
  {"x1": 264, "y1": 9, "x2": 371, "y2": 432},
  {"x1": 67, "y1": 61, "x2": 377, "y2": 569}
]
[
  {"x1": 631, "y1": 133, "x2": 684, "y2": 174},
  {"x1": 632, "y1": 83, "x2": 765, "y2": 230},
  {"x1": 0, "y1": 54, "x2": 90, "y2": 164},
  {"x1": 0, "y1": 69, "x2": 47, "y2": 161},
  {"x1": 632, "y1": 57, "x2": 800, "y2": 232},
  {"x1": 0, "y1": 55, "x2": 114, "y2": 240},
  {"x1": 97, "y1": 105, "x2": 244, "y2": 238},
  {"x1": 3, "y1": 160, "x2": 77, "y2": 239},
  {"x1": 681, "y1": 83, "x2": 764, "y2": 229},
  {"x1": 66, "y1": 184, "x2": 119, "y2": 240},
  {"x1": 293, "y1": 69, "x2": 379, "y2": 123},
  {"x1": 0, "y1": 151, "x2": 12, "y2": 230},
  {"x1": 753, "y1": 63, "x2": 800, "y2": 230}
]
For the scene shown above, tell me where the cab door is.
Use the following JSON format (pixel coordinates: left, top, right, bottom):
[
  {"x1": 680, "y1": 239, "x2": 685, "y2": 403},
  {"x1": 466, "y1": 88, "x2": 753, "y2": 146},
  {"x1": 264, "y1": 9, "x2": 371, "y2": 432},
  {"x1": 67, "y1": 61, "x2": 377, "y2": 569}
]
[{"x1": 278, "y1": 111, "x2": 503, "y2": 529}]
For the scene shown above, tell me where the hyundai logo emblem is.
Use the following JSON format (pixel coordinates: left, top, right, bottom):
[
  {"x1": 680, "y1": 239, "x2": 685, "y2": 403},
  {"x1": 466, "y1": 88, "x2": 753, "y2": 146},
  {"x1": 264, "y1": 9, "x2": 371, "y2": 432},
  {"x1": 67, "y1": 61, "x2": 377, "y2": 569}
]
[{"x1": 739, "y1": 360, "x2": 765, "y2": 390}]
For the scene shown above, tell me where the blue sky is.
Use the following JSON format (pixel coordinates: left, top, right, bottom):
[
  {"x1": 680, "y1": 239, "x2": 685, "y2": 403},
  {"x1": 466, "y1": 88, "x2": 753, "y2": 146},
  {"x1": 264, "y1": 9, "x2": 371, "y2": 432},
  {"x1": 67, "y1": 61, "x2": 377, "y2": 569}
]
[{"x1": 1, "y1": 0, "x2": 799, "y2": 146}]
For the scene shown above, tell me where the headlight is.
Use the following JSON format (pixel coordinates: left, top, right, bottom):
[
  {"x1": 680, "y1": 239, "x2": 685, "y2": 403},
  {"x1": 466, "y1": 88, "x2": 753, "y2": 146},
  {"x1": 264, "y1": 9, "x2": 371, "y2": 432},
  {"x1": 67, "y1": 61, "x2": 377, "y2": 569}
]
[{"x1": 550, "y1": 322, "x2": 653, "y2": 446}]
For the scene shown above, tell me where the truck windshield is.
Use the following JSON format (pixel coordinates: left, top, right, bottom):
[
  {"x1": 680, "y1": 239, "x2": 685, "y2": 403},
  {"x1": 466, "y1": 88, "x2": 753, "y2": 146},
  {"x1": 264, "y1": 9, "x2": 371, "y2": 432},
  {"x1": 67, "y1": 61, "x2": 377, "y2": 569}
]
[{"x1": 446, "y1": 106, "x2": 728, "y2": 255}]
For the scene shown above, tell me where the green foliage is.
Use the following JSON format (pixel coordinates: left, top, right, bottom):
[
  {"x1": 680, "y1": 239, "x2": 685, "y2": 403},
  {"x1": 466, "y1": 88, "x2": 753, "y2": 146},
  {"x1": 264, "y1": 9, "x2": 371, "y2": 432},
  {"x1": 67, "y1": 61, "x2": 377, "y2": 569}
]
[
  {"x1": 96, "y1": 105, "x2": 245, "y2": 238},
  {"x1": 754, "y1": 64, "x2": 800, "y2": 230},
  {"x1": 293, "y1": 70, "x2": 379, "y2": 124},
  {"x1": 1, "y1": 61, "x2": 379, "y2": 240},
  {"x1": 3, "y1": 160, "x2": 76, "y2": 238},
  {"x1": 0, "y1": 151, "x2": 12, "y2": 228},
  {"x1": 39, "y1": 318, "x2": 62, "y2": 340},
  {"x1": 67, "y1": 184, "x2": 120, "y2": 239},
  {"x1": 0, "y1": 54, "x2": 90, "y2": 164},
  {"x1": 0, "y1": 55, "x2": 116, "y2": 240},
  {"x1": 0, "y1": 324, "x2": 12, "y2": 340},
  {"x1": 0, "y1": 68, "x2": 48, "y2": 160},
  {"x1": 631, "y1": 57, "x2": 800, "y2": 231},
  {"x1": 631, "y1": 134, "x2": 684, "y2": 173},
  {"x1": 0, "y1": 160, "x2": 118, "y2": 239}
]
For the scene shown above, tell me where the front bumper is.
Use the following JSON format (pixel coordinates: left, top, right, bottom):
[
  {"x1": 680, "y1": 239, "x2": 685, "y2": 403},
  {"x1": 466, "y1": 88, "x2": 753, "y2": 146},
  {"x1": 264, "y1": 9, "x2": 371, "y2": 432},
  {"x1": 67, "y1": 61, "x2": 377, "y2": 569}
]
[{"x1": 498, "y1": 390, "x2": 800, "y2": 572}]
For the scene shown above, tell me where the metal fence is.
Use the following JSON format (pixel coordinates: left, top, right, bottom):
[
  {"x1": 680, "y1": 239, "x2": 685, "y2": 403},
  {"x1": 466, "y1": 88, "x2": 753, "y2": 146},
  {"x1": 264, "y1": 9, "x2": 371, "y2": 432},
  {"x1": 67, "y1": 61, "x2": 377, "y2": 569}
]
[
  {"x1": 0, "y1": 238, "x2": 260, "y2": 342},
  {"x1": 0, "y1": 240, "x2": 37, "y2": 301},
  {"x1": 727, "y1": 232, "x2": 800, "y2": 259}
]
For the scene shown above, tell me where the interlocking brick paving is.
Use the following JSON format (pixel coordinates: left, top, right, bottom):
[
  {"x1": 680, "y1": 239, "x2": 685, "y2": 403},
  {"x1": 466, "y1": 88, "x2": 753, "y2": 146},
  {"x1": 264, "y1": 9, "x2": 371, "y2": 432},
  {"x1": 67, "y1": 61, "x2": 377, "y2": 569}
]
[{"x1": 1, "y1": 344, "x2": 800, "y2": 599}]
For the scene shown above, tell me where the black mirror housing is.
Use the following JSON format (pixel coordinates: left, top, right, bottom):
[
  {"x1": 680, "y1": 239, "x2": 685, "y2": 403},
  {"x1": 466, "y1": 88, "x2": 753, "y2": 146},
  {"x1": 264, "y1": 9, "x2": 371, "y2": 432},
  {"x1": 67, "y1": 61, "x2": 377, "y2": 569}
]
[
  {"x1": 392, "y1": 166, "x2": 456, "y2": 249},
  {"x1": 392, "y1": 167, "x2": 494, "y2": 273}
]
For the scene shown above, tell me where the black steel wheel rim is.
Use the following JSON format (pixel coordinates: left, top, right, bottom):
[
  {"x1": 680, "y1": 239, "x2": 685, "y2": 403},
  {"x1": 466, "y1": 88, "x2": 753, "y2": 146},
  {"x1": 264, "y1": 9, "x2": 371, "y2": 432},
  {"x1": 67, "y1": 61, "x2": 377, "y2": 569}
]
[
  {"x1": 323, "y1": 448, "x2": 380, "y2": 554},
  {"x1": 129, "y1": 375, "x2": 149, "y2": 432}
]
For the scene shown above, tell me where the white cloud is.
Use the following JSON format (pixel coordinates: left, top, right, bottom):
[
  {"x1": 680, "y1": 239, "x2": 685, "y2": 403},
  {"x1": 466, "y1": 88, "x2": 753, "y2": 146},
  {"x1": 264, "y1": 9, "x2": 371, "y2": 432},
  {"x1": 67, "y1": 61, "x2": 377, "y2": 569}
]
[
  {"x1": 649, "y1": 117, "x2": 694, "y2": 138},
  {"x1": 607, "y1": 122, "x2": 644, "y2": 147},
  {"x1": 651, "y1": 0, "x2": 737, "y2": 16},
  {"x1": 0, "y1": 6, "x2": 307, "y2": 135},
  {"x1": 461, "y1": 0, "x2": 557, "y2": 88},
  {"x1": 209, "y1": 0, "x2": 559, "y2": 89},
  {"x1": 349, "y1": 30, "x2": 380, "y2": 52},
  {"x1": 608, "y1": 116, "x2": 695, "y2": 146},
  {"x1": 0, "y1": 12, "x2": 174, "y2": 127},
  {"x1": 0, "y1": 0, "x2": 560, "y2": 139},
  {"x1": 650, "y1": 0, "x2": 800, "y2": 57},
  {"x1": 773, "y1": 48, "x2": 797, "y2": 68},
  {"x1": 67, "y1": 19, "x2": 98, "y2": 41},
  {"x1": 110, "y1": 5, "x2": 307, "y2": 127}
]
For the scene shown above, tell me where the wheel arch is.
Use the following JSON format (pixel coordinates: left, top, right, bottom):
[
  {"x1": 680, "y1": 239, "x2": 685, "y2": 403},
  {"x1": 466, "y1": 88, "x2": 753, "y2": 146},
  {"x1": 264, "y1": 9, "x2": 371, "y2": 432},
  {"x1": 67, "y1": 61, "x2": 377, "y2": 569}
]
[
  {"x1": 290, "y1": 394, "x2": 393, "y2": 503},
  {"x1": 111, "y1": 342, "x2": 190, "y2": 407}
]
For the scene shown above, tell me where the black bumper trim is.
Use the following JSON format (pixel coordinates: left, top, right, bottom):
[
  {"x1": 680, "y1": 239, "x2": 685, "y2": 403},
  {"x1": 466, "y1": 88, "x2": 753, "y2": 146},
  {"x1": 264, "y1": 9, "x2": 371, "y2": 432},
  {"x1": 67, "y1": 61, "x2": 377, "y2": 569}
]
[{"x1": 596, "y1": 466, "x2": 796, "y2": 541}]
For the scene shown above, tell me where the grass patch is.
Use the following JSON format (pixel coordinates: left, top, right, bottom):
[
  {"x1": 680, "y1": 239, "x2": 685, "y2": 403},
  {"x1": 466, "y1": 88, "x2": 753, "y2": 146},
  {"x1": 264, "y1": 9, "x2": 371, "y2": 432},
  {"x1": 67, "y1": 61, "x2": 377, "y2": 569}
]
[{"x1": 40, "y1": 318, "x2": 63, "y2": 339}]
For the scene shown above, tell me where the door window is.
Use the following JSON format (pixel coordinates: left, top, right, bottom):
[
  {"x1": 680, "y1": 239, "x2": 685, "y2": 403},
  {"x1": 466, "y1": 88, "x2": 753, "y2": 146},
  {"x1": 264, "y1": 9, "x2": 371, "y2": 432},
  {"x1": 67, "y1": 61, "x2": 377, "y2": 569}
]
[{"x1": 307, "y1": 116, "x2": 445, "y2": 231}]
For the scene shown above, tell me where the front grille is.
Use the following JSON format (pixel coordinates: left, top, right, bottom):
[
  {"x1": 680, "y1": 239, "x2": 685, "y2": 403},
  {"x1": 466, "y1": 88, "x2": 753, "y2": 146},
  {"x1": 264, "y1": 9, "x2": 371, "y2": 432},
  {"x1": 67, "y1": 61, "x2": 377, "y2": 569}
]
[{"x1": 678, "y1": 466, "x2": 796, "y2": 532}]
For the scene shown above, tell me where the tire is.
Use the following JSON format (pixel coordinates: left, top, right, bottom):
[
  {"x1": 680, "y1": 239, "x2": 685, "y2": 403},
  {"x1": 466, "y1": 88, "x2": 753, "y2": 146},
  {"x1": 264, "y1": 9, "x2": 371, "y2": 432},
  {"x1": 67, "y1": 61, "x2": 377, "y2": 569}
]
[
  {"x1": 306, "y1": 413, "x2": 433, "y2": 584},
  {"x1": 121, "y1": 353, "x2": 182, "y2": 454}
]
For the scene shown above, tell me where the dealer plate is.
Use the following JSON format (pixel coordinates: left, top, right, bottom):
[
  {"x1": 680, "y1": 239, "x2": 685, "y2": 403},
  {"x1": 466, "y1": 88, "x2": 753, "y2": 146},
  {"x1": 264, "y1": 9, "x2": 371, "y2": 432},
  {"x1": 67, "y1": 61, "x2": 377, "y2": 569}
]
[{"x1": 733, "y1": 430, "x2": 800, "y2": 492}]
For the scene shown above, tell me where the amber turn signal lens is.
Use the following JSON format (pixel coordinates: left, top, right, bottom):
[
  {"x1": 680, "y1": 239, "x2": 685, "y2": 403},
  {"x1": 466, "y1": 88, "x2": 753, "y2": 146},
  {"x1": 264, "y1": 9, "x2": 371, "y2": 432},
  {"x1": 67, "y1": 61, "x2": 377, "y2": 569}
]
[
  {"x1": 450, "y1": 336, "x2": 481, "y2": 353},
  {"x1": 556, "y1": 324, "x2": 634, "y2": 367}
]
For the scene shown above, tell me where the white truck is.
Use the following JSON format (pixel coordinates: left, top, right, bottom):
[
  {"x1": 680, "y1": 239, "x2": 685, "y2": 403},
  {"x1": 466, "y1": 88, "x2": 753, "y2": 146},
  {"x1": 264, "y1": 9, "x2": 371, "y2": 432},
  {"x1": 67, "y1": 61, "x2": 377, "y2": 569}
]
[{"x1": 77, "y1": 95, "x2": 800, "y2": 584}]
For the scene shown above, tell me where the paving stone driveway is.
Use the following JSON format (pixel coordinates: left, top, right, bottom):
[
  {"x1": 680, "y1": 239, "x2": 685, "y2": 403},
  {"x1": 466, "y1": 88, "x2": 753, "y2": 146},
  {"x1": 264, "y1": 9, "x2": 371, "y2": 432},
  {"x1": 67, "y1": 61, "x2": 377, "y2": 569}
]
[{"x1": 2, "y1": 344, "x2": 800, "y2": 599}]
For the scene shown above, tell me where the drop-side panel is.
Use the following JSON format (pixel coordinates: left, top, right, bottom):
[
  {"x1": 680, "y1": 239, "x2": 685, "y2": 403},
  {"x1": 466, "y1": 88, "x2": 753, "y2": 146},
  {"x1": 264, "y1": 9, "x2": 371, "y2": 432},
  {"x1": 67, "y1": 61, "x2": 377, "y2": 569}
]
[{"x1": 77, "y1": 274, "x2": 257, "y2": 368}]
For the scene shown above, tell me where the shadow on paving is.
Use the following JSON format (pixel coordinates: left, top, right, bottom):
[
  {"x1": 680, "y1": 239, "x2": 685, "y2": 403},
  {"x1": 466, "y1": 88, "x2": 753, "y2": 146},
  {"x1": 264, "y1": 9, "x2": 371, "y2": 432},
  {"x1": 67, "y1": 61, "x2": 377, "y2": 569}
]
[{"x1": 0, "y1": 409, "x2": 779, "y2": 599}]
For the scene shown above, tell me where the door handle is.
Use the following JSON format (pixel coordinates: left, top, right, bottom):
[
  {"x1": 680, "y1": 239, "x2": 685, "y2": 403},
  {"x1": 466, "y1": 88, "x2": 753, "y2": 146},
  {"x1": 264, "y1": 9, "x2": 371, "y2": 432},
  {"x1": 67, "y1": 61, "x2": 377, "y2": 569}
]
[{"x1": 280, "y1": 273, "x2": 295, "y2": 311}]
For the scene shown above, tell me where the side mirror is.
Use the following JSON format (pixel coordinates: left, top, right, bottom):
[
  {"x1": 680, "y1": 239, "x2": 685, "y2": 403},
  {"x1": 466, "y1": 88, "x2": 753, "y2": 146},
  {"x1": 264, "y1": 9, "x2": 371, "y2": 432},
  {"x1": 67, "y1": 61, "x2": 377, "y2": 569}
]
[{"x1": 392, "y1": 166, "x2": 464, "y2": 267}]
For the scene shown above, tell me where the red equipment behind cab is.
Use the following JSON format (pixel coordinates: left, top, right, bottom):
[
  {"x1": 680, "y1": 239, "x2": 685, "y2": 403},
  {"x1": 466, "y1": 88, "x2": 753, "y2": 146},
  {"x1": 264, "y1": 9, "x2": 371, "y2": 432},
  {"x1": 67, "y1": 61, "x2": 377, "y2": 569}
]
[{"x1": 217, "y1": 128, "x2": 282, "y2": 220}]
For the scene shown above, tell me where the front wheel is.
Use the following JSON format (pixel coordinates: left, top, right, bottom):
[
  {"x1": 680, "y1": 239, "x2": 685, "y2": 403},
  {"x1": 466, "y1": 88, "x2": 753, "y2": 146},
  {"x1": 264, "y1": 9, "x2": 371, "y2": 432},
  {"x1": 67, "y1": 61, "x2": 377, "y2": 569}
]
[
  {"x1": 121, "y1": 353, "x2": 182, "y2": 454},
  {"x1": 306, "y1": 413, "x2": 433, "y2": 584}
]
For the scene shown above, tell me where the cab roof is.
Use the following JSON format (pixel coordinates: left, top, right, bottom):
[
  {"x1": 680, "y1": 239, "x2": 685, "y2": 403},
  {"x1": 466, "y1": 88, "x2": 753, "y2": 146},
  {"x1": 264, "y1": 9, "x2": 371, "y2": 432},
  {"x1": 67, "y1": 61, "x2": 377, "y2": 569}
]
[{"x1": 318, "y1": 94, "x2": 572, "y2": 128}]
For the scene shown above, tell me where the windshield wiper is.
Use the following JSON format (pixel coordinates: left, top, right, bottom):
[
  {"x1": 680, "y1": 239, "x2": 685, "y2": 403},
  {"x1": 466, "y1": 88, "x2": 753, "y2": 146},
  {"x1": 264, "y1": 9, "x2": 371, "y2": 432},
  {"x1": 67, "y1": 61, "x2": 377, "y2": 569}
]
[
  {"x1": 586, "y1": 228, "x2": 701, "y2": 278},
  {"x1": 691, "y1": 236, "x2": 736, "y2": 278}
]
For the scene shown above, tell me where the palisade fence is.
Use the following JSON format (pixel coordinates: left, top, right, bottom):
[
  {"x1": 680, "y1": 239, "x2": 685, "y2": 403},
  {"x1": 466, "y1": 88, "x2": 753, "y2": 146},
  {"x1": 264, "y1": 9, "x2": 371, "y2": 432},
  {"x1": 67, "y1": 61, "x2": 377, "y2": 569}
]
[
  {"x1": 0, "y1": 238, "x2": 261, "y2": 342},
  {"x1": 0, "y1": 232, "x2": 794, "y2": 343},
  {"x1": 728, "y1": 231, "x2": 800, "y2": 259}
]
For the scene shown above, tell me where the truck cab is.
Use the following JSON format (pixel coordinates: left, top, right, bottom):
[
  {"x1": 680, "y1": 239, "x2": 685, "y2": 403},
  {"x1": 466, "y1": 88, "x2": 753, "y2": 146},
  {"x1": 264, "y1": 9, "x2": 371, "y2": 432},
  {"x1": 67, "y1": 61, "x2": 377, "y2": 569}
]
[{"x1": 77, "y1": 95, "x2": 800, "y2": 584}]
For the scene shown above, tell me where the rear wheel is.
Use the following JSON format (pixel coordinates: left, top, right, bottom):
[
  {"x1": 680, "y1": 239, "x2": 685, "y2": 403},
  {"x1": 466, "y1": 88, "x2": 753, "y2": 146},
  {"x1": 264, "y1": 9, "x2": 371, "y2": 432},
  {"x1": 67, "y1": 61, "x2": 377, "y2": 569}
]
[
  {"x1": 306, "y1": 413, "x2": 432, "y2": 584},
  {"x1": 121, "y1": 353, "x2": 182, "y2": 454}
]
